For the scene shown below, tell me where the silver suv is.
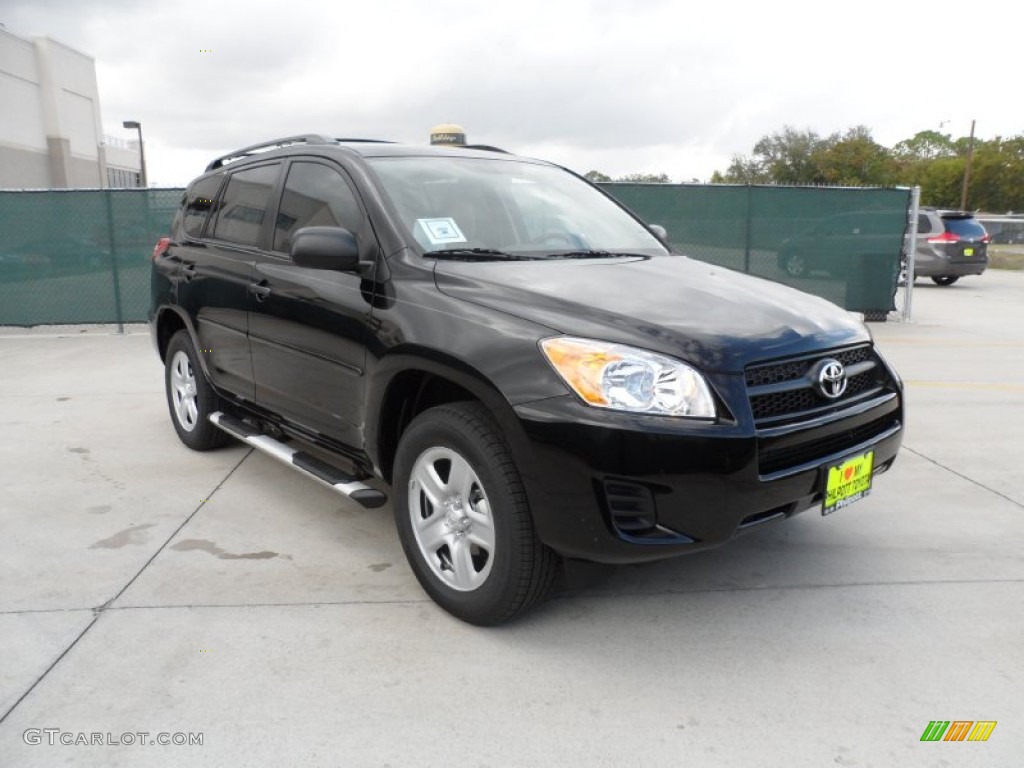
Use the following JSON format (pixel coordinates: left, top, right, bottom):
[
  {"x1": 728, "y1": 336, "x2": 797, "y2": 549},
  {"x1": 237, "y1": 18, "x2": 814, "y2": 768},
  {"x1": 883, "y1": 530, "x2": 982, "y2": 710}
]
[{"x1": 908, "y1": 208, "x2": 989, "y2": 286}]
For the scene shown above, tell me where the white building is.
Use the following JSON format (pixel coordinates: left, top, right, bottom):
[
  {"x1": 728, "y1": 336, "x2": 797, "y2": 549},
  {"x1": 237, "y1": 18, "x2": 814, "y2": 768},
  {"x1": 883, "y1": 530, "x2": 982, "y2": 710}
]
[{"x1": 0, "y1": 26, "x2": 141, "y2": 188}]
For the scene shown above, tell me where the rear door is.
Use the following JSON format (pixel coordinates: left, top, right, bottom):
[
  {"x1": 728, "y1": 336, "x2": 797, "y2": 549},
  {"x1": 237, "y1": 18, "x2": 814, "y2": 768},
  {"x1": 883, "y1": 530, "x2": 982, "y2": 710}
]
[
  {"x1": 942, "y1": 215, "x2": 989, "y2": 263},
  {"x1": 248, "y1": 158, "x2": 377, "y2": 447},
  {"x1": 177, "y1": 162, "x2": 282, "y2": 400}
]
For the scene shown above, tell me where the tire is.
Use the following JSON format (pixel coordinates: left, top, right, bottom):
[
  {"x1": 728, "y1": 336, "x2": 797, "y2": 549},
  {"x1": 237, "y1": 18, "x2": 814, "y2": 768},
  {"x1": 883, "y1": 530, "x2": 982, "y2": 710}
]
[
  {"x1": 164, "y1": 330, "x2": 230, "y2": 450},
  {"x1": 783, "y1": 252, "x2": 808, "y2": 278},
  {"x1": 931, "y1": 276, "x2": 960, "y2": 286},
  {"x1": 393, "y1": 402, "x2": 559, "y2": 625}
]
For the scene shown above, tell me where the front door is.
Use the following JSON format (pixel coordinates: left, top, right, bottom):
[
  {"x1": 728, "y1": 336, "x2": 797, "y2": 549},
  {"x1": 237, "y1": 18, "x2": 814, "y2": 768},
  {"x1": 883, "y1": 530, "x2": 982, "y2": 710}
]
[{"x1": 249, "y1": 159, "x2": 376, "y2": 448}]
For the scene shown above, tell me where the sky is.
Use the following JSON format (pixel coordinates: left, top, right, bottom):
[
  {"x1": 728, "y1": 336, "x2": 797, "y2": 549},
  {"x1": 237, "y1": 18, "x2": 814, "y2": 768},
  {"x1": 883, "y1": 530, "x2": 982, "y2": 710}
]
[{"x1": 4, "y1": 0, "x2": 1022, "y2": 187}]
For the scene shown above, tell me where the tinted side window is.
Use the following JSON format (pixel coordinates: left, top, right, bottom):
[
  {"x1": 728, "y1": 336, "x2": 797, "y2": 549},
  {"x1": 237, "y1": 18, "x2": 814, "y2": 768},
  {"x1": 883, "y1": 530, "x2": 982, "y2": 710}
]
[
  {"x1": 917, "y1": 214, "x2": 933, "y2": 234},
  {"x1": 273, "y1": 162, "x2": 362, "y2": 253},
  {"x1": 212, "y1": 164, "x2": 281, "y2": 247},
  {"x1": 182, "y1": 174, "x2": 224, "y2": 238}
]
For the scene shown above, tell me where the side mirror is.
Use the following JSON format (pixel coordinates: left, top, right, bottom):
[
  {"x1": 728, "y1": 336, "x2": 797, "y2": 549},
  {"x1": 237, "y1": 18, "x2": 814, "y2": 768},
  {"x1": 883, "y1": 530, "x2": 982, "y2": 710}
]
[
  {"x1": 290, "y1": 226, "x2": 360, "y2": 271},
  {"x1": 649, "y1": 224, "x2": 668, "y2": 241}
]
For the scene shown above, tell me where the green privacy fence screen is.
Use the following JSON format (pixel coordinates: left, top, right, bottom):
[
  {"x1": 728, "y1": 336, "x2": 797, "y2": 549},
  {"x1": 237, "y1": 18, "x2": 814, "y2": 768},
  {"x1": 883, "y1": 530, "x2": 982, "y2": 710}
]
[
  {"x1": 0, "y1": 188, "x2": 181, "y2": 326},
  {"x1": 0, "y1": 185, "x2": 908, "y2": 326},
  {"x1": 600, "y1": 183, "x2": 910, "y2": 317}
]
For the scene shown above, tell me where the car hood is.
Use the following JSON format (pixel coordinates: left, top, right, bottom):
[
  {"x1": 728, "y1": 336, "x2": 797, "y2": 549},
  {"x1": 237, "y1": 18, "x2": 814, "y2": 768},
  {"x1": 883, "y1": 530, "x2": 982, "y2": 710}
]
[{"x1": 433, "y1": 255, "x2": 870, "y2": 372}]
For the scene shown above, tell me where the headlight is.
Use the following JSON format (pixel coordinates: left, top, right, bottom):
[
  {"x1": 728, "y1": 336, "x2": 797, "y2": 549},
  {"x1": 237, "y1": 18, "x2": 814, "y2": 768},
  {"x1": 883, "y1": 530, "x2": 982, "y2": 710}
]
[{"x1": 540, "y1": 337, "x2": 716, "y2": 418}]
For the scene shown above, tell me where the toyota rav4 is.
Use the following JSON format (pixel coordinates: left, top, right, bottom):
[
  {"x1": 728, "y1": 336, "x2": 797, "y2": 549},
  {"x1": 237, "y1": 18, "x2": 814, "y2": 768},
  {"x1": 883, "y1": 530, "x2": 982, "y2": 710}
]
[{"x1": 150, "y1": 135, "x2": 904, "y2": 624}]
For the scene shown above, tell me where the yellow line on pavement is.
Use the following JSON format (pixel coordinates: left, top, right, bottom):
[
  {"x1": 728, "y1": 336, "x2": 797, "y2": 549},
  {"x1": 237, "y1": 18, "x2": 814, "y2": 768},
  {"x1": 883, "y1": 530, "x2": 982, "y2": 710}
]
[
  {"x1": 880, "y1": 338, "x2": 1024, "y2": 347},
  {"x1": 906, "y1": 381, "x2": 1024, "y2": 392}
]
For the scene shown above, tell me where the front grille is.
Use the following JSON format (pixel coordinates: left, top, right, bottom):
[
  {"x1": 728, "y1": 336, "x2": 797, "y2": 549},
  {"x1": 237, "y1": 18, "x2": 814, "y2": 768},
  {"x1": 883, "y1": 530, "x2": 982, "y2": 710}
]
[
  {"x1": 758, "y1": 413, "x2": 899, "y2": 476},
  {"x1": 744, "y1": 346, "x2": 871, "y2": 389},
  {"x1": 746, "y1": 345, "x2": 902, "y2": 476},
  {"x1": 745, "y1": 345, "x2": 885, "y2": 423}
]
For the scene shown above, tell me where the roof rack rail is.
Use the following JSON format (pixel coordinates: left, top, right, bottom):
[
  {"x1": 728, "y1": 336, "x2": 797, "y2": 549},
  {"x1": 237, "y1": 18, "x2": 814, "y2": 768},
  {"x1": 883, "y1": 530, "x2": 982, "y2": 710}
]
[
  {"x1": 205, "y1": 135, "x2": 335, "y2": 171},
  {"x1": 461, "y1": 144, "x2": 510, "y2": 154},
  {"x1": 333, "y1": 138, "x2": 395, "y2": 144}
]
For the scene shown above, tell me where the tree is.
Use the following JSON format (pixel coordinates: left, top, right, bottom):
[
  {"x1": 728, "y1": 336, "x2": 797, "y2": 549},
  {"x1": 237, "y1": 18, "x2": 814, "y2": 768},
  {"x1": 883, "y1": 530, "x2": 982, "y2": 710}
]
[
  {"x1": 813, "y1": 127, "x2": 898, "y2": 186},
  {"x1": 750, "y1": 126, "x2": 831, "y2": 184},
  {"x1": 892, "y1": 130, "x2": 955, "y2": 161},
  {"x1": 720, "y1": 155, "x2": 768, "y2": 184},
  {"x1": 962, "y1": 137, "x2": 1024, "y2": 211},
  {"x1": 712, "y1": 124, "x2": 1024, "y2": 209},
  {"x1": 616, "y1": 173, "x2": 671, "y2": 183},
  {"x1": 584, "y1": 170, "x2": 612, "y2": 182},
  {"x1": 917, "y1": 157, "x2": 964, "y2": 208},
  {"x1": 717, "y1": 126, "x2": 834, "y2": 184}
]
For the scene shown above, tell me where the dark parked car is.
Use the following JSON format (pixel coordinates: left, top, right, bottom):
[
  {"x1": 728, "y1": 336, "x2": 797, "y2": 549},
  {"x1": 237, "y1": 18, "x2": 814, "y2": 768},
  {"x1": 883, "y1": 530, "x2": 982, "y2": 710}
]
[
  {"x1": 150, "y1": 135, "x2": 904, "y2": 624},
  {"x1": 776, "y1": 210, "x2": 906, "y2": 281},
  {"x1": 909, "y1": 209, "x2": 989, "y2": 286}
]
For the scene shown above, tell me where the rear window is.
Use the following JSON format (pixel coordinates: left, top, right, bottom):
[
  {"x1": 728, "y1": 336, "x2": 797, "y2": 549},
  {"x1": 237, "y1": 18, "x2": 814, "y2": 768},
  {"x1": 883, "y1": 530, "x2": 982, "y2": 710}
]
[
  {"x1": 942, "y1": 216, "x2": 987, "y2": 239},
  {"x1": 182, "y1": 174, "x2": 224, "y2": 238}
]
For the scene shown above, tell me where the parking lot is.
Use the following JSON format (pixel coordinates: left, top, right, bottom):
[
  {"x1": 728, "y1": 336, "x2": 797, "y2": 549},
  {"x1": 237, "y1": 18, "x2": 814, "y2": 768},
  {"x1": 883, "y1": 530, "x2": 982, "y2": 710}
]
[{"x1": 1, "y1": 272, "x2": 1022, "y2": 767}]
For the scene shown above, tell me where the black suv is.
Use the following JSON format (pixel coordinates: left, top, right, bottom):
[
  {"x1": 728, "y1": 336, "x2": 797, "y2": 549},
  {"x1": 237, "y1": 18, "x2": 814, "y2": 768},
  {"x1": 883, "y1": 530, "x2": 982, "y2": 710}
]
[{"x1": 150, "y1": 135, "x2": 904, "y2": 624}]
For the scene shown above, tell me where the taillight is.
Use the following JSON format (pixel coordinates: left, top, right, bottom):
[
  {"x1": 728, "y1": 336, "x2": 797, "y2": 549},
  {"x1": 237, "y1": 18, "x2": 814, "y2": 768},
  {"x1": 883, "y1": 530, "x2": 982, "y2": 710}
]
[
  {"x1": 981, "y1": 234, "x2": 991, "y2": 243},
  {"x1": 152, "y1": 237, "x2": 171, "y2": 260},
  {"x1": 927, "y1": 231, "x2": 959, "y2": 243}
]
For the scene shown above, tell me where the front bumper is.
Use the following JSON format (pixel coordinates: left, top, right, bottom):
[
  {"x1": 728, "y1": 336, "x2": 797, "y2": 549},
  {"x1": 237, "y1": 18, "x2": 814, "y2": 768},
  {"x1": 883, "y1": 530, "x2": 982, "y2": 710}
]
[{"x1": 511, "y1": 392, "x2": 903, "y2": 564}]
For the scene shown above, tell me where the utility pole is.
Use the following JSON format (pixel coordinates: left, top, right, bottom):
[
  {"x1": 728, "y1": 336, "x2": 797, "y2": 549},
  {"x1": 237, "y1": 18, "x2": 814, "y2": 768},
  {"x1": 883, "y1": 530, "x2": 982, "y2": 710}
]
[{"x1": 960, "y1": 119, "x2": 975, "y2": 211}]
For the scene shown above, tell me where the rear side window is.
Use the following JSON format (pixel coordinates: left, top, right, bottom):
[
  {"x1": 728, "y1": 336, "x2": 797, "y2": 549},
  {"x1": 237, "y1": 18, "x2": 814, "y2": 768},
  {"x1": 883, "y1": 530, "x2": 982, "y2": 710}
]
[
  {"x1": 916, "y1": 214, "x2": 934, "y2": 234},
  {"x1": 273, "y1": 162, "x2": 362, "y2": 253},
  {"x1": 212, "y1": 164, "x2": 281, "y2": 247},
  {"x1": 943, "y1": 216, "x2": 987, "y2": 239},
  {"x1": 182, "y1": 174, "x2": 223, "y2": 238}
]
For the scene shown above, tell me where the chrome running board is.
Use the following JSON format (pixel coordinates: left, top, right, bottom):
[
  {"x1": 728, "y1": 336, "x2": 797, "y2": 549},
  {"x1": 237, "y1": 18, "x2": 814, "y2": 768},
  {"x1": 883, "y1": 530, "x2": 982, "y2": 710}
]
[{"x1": 209, "y1": 411, "x2": 387, "y2": 509}]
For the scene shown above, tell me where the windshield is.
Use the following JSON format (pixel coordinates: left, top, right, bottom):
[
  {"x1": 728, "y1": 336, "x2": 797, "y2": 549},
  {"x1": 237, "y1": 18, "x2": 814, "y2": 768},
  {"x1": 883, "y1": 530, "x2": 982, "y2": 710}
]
[{"x1": 366, "y1": 156, "x2": 667, "y2": 257}]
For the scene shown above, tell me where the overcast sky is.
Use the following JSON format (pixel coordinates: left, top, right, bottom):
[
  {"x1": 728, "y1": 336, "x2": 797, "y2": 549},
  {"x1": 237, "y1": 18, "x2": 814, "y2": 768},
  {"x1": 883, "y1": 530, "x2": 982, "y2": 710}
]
[{"x1": 4, "y1": 0, "x2": 1021, "y2": 187}]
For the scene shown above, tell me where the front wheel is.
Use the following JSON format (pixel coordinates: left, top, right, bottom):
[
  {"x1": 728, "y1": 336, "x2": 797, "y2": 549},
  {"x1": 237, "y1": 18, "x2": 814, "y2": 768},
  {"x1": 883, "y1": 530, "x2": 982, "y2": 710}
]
[
  {"x1": 931, "y1": 275, "x2": 960, "y2": 286},
  {"x1": 393, "y1": 403, "x2": 559, "y2": 625}
]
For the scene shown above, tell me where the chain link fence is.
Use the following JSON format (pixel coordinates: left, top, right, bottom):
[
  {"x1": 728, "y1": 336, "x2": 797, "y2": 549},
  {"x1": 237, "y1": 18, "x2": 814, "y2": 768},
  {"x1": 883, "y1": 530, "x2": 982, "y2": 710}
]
[
  {"x1": 0, "y1": 189, "x2": 181, "y2": 327},
  {"x1": 600, "y1": 183, "x2": 911, "y2": 320},
  {"x1": 1, "y1": 184, "x2": 910, "y2": 327}
]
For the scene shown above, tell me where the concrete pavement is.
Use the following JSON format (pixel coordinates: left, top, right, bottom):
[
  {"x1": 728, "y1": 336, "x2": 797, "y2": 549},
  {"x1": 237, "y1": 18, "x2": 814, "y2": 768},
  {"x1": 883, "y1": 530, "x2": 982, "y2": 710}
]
[{"x1": 1, "y1": 272, "x2": 1021, "y2": 767}]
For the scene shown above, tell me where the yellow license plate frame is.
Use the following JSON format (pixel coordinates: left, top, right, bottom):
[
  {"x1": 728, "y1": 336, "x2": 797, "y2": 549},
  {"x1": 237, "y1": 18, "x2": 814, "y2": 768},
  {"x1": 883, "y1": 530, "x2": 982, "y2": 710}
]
[
  {"x1": 823, "y1": 451, "x2": 874, "y2": 516},
  {"x1": 964, "y1": 247, "x2": 975, "y2": 256}
]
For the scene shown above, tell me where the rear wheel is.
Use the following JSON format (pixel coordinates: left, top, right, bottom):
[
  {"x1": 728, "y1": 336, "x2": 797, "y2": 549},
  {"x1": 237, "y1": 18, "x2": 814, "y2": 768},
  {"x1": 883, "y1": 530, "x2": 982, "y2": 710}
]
[
  {"x1": 164, "y1": 330, "x2": 230, "y2": 450},
  {"x1": 932, "y1": 275, "x2": 959, "y2": 286},
  {"x1": 393, "y1": 402, "x2": 559, "y2": 625}
]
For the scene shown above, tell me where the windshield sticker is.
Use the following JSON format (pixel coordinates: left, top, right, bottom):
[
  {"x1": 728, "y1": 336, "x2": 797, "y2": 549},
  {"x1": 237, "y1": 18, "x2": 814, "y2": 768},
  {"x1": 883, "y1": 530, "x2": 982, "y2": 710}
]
[{"x1": 417, "y1": 218, "x2": 466, "y2": 245}]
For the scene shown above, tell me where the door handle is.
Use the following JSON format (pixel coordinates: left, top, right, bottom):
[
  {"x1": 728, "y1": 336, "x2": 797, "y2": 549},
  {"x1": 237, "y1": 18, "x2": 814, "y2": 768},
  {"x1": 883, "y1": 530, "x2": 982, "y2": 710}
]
[
  {"x1": 249, "y1": 281, "x2": 271, "y2": 301},
  {"x1": 182, "y1": 263, "x2": 197, "y2": 281}
]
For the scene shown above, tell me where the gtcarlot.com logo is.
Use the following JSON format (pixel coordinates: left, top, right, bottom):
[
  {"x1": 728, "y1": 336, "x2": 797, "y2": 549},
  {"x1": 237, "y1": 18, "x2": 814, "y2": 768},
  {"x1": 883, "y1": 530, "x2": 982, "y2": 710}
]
[
  {"x1": 920, "y1": 721, "x2": 997, "y2": 742},
  {"x1": 23, "y1": 729, "x2": 203, "y2": 747}
]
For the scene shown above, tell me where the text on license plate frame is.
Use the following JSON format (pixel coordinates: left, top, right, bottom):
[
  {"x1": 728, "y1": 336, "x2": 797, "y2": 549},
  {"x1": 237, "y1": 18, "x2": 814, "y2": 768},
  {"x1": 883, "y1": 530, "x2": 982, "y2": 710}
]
[{"x1": 822, "y1": 450, "x2": 874, "y2": 516}]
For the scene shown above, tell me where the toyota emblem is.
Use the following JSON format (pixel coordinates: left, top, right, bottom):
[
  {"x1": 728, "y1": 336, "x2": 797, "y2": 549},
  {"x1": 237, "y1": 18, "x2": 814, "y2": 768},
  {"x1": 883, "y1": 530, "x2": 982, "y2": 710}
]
[{"x1": 816, "y1": 359, "x2": 847, "y2": 399}]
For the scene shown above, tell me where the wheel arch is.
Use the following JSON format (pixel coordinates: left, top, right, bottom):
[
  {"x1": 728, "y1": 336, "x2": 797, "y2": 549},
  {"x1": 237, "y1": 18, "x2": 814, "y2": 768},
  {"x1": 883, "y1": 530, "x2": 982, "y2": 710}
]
[
  {"x1": 368, "y1": 351, "x2": 527, "y2": 486},
  {"x1": 154, "y1": 306, "x2": 189, "y2": 362},
  {"x1": 154, "y1": 308, "x2": 218, "y2": 384}
]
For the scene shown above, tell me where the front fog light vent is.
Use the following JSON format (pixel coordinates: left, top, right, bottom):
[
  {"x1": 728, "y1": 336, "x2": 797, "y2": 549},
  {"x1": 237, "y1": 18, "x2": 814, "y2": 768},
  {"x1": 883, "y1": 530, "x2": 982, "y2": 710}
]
[{"x1": 603, "y1": 480, "x2": 657, "y2": 534}]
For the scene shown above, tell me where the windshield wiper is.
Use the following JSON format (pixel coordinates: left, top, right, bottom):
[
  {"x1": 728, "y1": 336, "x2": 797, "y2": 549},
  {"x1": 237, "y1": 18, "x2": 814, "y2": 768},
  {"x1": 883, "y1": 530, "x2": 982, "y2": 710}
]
[
  {"x1": 544, "y1": 250, "x2": 647, "y2": 259},
  {"x1": 423, "y1": 248, "x2": 538, "y2": 261}
]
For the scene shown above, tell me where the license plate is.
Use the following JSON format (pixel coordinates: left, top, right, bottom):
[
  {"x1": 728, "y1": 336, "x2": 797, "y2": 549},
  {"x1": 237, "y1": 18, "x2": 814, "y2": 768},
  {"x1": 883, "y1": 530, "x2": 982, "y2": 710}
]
[
  {"x1": 964, "y1": 247, "x2": 975, "y2": 256},
  {"x1": 823, "y1": 451, "x2": 874, "y2": 516}
]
